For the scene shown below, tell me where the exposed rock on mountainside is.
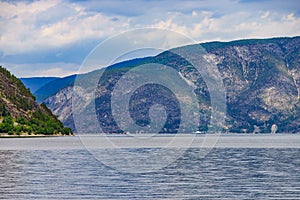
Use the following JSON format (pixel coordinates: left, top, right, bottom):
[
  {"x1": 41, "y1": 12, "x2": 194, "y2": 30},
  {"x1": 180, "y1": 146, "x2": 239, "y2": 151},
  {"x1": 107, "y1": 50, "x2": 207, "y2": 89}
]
[
  {"x1": 43, "y1": 36, "x2": 300, "y2": 133},
  {"x1": 0, "y1": 66, "x2": 72, "y2": 136},
  {"x1": 44, "y1": 86, "x2": 75, "y2": 131},
  {"x1": 201, "y1": 37, "x2": 300, "y2": 133}
]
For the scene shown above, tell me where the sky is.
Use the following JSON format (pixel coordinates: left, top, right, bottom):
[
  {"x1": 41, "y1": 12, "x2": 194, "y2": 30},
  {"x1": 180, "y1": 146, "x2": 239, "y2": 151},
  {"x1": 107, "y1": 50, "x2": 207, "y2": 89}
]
[{"x1": 0, "y1": 0, "x2": 299, "y2": 77}]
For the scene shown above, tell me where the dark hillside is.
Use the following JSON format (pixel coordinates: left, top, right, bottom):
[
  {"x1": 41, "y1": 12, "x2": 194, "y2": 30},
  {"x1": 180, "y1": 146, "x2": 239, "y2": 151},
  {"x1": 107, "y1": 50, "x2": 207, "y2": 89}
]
[{"x1": 0, "y1": 66, "x2": 72, "y2": 136}]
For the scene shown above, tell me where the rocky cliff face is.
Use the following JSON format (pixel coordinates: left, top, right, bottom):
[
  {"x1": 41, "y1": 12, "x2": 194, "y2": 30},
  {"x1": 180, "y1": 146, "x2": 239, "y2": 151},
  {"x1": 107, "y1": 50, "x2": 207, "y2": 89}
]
[
  {"x1": 201, "y1": 37, "x2": 300, "y2": 132},
  {"x1": 44, "y1": 86, "x2": 75, "y2": 131},
  {"x1": 44, "y1": 36, "x2": 300, "y2": 133}
]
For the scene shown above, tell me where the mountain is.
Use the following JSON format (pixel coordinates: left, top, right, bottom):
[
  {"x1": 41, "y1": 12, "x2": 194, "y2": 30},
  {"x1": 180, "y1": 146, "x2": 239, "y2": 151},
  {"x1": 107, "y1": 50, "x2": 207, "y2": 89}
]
[
  {"x1": 42, "y1": 57, "x2": 151, "y2": 131},
  {"x1": 33, "y1": 75, "x2": 76, "y2": 103},
  {"x1": 20, "y1": 77, "x2": 59, "y2": 93},
  {"x1": 32, "y1": 58, "x2": 152, "y2": 103},
  {"x1": 0, "y1": 66, "x2": 72, "y2": 136},
  {"x1": 41, "y1": 36, "x2": 300, "y2": 133}
]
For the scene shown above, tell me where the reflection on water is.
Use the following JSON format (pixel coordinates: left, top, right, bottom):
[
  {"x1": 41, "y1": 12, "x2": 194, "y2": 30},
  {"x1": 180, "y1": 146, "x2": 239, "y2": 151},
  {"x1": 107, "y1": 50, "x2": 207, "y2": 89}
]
[{"x1": 0, "y1": 147, "x2": 300, "y2": 199}]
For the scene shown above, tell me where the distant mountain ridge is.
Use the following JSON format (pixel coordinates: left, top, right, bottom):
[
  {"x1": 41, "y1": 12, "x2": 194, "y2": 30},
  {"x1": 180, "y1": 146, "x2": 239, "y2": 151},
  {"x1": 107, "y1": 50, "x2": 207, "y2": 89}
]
[
  {"x1": 26, "y1": 36, "x2": 300, "y2": 133},
  {"x1": 33, "y1": 75, "x2": 77, "y2": 103},
  {"x1": 31, "y1": 57, "x2": 152, "y2": 103},
  {"x1": 21, "y1": 77, "x2": 59, "y2": 93}
]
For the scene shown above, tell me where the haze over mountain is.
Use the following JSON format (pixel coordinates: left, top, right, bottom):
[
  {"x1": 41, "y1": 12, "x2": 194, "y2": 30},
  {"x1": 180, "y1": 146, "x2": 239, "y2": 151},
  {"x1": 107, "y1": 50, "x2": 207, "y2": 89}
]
[
  {"x1": 21, "y1": 77, "x2": 59, "y2": 93},
  {"x1": 24, "y1": 36, "x2": 300, "y2": 133}
]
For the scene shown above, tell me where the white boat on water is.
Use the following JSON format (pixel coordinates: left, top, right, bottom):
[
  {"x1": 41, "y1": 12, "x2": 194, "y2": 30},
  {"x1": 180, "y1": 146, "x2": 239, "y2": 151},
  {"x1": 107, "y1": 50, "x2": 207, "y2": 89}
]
[{"x1": 193, "y1": 130, "x2": 206, "y2": 134}]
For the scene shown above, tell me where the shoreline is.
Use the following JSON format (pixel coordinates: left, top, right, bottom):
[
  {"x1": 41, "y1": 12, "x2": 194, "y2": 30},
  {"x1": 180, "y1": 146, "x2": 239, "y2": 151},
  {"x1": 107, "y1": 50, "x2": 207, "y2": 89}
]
[
  {"x1": 1, "y1": 132, "x2": 298, "y2": 139},
  {"x1": 0, "y1": 134, "x2": 299, "y2": 150},
  {"x1": 2, "y1": 132, "x2": 298, "y2": 137},
  {"x1": 0, "y1": 134, "x2": 73, "y2": 138}
]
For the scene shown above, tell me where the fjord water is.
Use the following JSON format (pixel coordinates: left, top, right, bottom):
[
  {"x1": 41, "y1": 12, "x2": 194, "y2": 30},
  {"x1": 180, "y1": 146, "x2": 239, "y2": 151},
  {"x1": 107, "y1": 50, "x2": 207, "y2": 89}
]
[{"x1": 0, "y1": 135, "x2": 300, "y2": 199}]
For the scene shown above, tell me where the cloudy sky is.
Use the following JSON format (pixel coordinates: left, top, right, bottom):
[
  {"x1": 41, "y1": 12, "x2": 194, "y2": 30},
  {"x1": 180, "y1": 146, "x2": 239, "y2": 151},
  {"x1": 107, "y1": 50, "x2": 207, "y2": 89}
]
[{"x1": 0, "y1": 0, "x2": 299, "y2": 77}]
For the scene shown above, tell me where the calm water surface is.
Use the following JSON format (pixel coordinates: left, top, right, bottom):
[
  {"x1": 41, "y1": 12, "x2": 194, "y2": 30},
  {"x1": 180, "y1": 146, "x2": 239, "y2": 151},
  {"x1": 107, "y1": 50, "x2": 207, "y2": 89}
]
[{"x1": 0, "y1": 135, "x2": 300, "y2": 199}]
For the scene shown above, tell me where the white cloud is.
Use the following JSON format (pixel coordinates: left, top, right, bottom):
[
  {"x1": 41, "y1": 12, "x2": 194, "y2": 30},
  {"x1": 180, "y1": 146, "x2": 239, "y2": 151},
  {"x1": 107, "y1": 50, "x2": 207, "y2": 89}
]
[
  {"x1": 1, "y1": 0, "x2": 299, "y2": 56},
  {"x1": 261, "y1": 11, "x2": 270, "y2": 19},
  {"x1": 144, "y1": 10, "x2": 300, "y2": 43},
  {"x1": 0, "y1": 0, "x2": 299, "y2": 77},
  {"x1": 3, "y1": 62, "x2": 80, "y2": 78},
  {"x1": 0, "y1": 0, "x2": 130, "y2": 55},
  {"x1": 284, "y1": 13, "x2": 296, "y2": 21}
]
